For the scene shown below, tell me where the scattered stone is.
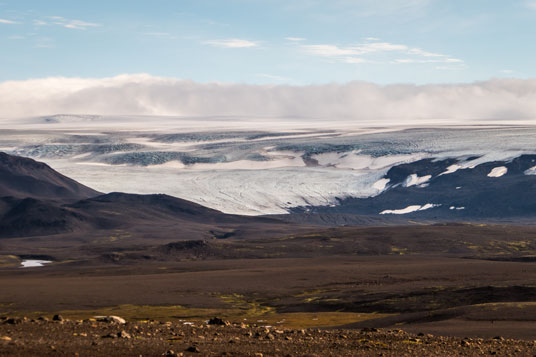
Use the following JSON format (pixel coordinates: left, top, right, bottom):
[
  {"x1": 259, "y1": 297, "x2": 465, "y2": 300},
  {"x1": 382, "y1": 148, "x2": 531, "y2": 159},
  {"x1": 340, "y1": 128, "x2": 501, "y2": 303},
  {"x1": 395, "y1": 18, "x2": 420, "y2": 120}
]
[
  {"x1": 185, "y1": 346, "x2": 200, "y2": 353},
  {"x1": 52, "y1": 314, "x2": 64, "y2": 322},
  {"x1": 5, "y1": 318, "x2": 22, "y2": 325},
  {"x1": 95, "y1": 316, "x2": 126, "y2": 324},
  {"x1": 164, "y1": 350, "x2": 183, "y2": 357},
  {"x1": 118, "y1": 330, "x2": 131, "y2": 339},
  {"x1": 265, "y1": 333, "x2": 275, "y2": 340},
  {"x1": 208, "y1": 317, "x2": 230, "y2": 326},
  {"x1": 102, "y1": 333, "x2": 118, "y2": 339},
  {"x1": 0, "y1": 336, "x2": 12, "y2": 341}
]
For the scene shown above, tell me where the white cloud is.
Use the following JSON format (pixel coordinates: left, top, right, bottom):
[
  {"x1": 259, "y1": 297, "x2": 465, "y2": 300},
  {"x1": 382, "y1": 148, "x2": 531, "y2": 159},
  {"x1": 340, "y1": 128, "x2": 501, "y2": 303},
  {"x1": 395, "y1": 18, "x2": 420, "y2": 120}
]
[
  {"x1": 285, "y1": 37, "x2": 306, "y2": 41},
  {"x1": 204, "y1": 38, "x2": 259, "y2": 48},
  {"x1": 0, "y1": 18, "x2": 18, "y2": 24},
  {"x1": 48, "y1": 16, "x2": 100, "y2": 30},
  {"x1": 302, "y1": 44, "x2": 358, "y2": 56},
  {"x1": 302, "y1": 40, "x2": 463, "y2": 65},
  {"x1": 408, "y1": 48, "x2": 444, "y2": 57},
  {"x1": 526, "y1": 1, "x2": 536, "y2": 9},
  {"x1": 2, "y1": 75, "x2": 536, "y2": 125},
  {"x1": 393, "y1": 57, "x2": 463, "y2": 64}
]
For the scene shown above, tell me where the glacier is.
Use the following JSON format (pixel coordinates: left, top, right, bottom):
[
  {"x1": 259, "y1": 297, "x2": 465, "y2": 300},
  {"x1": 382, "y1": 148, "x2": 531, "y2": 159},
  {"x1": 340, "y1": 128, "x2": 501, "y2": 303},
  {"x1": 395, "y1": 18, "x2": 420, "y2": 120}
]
[{"x1": 2, "y1": 115, "x2": 536, "y2": 215}]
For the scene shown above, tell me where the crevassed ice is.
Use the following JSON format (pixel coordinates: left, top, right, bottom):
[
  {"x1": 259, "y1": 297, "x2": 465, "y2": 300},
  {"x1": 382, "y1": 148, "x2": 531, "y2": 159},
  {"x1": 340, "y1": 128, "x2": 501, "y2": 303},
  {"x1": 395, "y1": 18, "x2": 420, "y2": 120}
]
[
  {"x1": 379, "y1": 203, "x2": 440, "y2": 215},
  {"x1": 487, "y1": 166, "x2": 508, "y2": 178}
]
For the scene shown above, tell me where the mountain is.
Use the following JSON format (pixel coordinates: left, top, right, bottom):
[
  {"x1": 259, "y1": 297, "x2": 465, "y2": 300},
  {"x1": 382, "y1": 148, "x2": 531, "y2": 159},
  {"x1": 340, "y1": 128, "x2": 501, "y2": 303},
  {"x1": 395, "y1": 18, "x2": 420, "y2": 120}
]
[
  {"x1": 0, "y1": 153, "x2": 289, "y2": 239},
  {"x1": 0, "y1": 152, "x2": 100, "y2": 201},
  {"x1": 292, "y1": 155, "x2": 536, "y2": 222}
]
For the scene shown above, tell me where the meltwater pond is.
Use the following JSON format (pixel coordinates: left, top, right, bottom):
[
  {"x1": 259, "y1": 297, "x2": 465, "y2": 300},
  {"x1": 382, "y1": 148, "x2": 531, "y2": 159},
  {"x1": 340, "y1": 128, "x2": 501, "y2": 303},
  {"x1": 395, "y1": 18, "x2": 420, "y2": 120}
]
[{"x1": 20, "y1": 260, "x2": 52, "y2": 268}]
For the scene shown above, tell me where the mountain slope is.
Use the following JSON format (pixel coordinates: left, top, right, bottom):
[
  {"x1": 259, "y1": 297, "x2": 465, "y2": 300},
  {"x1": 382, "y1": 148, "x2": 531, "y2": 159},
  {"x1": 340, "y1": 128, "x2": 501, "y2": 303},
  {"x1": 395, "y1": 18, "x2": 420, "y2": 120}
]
[
  {"x1": 293, "y1": 155, "x2": 536, "y2": 221},
  {"x1": 0, "y1": 153, "x2": 290, "y2": 239},
  {"x1": 0, "y1": 152, "x2": 100, "y2": 201}
]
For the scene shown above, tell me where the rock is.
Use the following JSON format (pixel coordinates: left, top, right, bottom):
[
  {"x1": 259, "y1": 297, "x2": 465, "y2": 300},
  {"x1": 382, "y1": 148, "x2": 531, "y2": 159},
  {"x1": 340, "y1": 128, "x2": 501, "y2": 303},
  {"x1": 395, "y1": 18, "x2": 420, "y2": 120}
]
[
  {"x1": 164, "y1": 350, "x2": 183, "y2": 357},
  {"x1": 52, "y1": 314, "x2": 64, "y2": 321},
  {"x1": 101, "y1": 333, "x2": 117, "y2": 339},
  {"x1": 118, "y1": 330, "x2": 131, "y2": 339},
  {"x1": 207, "y1": 317, "x2": 229, "y2": 326},
  {"x1": 0, "y1": 336, "x2": 12, "y2": 341},
  {"x1": 265, "y1": 333, "x2": 275, "y2": 340},
  {"x1": 94, "y1": 316, "x2": 126, "y2": 324},
  {"x1": 460, "y1": 340, "x2": 470, "y2": 347},
  {"x1": 185, "y1": 346, "x2": 200, "y2": 353},
  {"x1": 5, "y1": 318, "x2": 22, "y2": 325}
]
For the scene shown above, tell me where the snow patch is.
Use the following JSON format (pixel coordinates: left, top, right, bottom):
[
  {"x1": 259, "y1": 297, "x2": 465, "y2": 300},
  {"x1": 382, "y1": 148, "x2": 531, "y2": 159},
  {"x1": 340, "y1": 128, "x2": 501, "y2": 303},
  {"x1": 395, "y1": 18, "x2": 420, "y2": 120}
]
[
  {"x1": 449, "y1": 206, "x2": 465, "y2": 210},
  {"x1": 524, "y1": 166, "x2": 536, "y2": 175},
  {"x1": 439, "y1": 164, "x2": 462, "y2": 176},
  {"x1": 380, "y1": 203, "x2": 440, "y2": 215},
  {"x1": 20, "y1": 260, "x2": 52, "y2": 268},
  {"x1": 487, "y1": 166, "x2": 507, "y2": 178},
  {"x1": 373, "y1": 178, "x2": 390, "y2": 191},
  {"x1": 403, "y1": 174, "x2": 431, "y2": 187}
]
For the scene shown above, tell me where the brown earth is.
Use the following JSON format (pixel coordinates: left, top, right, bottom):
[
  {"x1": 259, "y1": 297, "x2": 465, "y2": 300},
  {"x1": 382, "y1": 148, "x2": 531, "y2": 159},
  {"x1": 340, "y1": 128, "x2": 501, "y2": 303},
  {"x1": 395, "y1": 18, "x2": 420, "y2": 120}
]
[{"x1": 1, "y1": 316, "x2": 535, "y2": 356}]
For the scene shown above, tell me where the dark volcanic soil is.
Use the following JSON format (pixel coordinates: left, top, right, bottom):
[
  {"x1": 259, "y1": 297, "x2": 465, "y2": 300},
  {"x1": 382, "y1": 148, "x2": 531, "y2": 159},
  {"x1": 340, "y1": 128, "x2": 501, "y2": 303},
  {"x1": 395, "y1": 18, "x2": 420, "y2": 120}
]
[
  {"x1": 1, "y1": 316, "x2": 535, "y2": 356},
  {"x1": 3, "y1": 152, "x2": 536, "y2": 355}
]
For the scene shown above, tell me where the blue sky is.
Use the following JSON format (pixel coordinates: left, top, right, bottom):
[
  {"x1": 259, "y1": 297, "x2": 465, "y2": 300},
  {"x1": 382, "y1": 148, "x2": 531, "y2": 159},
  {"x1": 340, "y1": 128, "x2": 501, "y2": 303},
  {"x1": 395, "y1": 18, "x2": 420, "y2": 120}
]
[{"x1": 1, "y1": 0, "x2": 535, "y2": 84}]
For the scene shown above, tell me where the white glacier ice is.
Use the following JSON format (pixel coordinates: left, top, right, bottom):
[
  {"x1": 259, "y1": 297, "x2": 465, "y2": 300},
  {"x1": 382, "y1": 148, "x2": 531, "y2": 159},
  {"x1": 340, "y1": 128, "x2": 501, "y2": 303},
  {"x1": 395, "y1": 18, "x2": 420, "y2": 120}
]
[
  {"x1": 379, "y1": 203, "x2": 440, "y2": 215},
  {"x1": 403, "y1": 174, "x2": 432, "y2": 187},
  {"x1": 487, "y1": 166, "x2": 508, "y2": 178}
]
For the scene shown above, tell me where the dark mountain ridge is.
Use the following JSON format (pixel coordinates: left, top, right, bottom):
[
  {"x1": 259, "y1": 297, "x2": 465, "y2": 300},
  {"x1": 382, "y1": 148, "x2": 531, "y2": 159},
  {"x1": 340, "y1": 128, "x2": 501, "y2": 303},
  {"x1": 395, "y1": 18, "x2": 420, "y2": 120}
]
[
  {"x1": 293, "y1": 155, "x2": 536, "y2": 221},
  {"x1": 0, "y1": 151, "x2": 100, "y2": 201},
  {"x1": 0, "y1": 153, "x2": 288, "y2": 239}
]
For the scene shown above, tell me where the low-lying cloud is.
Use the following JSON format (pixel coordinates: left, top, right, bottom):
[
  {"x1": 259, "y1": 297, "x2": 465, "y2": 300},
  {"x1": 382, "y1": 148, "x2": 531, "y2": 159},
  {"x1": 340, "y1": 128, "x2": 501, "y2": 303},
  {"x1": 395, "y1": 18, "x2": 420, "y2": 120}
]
[{"x1": 1, "y1": 74, "x2": 536, "y2": 124}]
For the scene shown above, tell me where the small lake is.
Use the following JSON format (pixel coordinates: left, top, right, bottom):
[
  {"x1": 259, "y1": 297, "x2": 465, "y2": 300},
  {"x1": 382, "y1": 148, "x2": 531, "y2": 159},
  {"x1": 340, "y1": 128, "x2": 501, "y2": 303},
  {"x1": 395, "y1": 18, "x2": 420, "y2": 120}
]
[{"x1": 20, "y1": 260, "x2": 52, "y2": 268}]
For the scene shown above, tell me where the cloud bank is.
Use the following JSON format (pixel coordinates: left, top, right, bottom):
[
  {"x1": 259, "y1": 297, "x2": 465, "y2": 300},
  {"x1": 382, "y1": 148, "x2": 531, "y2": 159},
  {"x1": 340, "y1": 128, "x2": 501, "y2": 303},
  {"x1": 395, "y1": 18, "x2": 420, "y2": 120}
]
[{"x1": 1, "y1": 74, "x2": 536, "y2": 125}]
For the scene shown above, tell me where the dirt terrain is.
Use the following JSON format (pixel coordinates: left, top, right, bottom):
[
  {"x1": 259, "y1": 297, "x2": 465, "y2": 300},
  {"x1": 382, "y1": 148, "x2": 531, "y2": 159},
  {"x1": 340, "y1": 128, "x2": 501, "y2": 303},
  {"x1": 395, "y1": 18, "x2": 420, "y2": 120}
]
[
  {"x1": 2, "y1": 315, "x2": 535, "y2": 356},
  {"x1": 3, "y1": 153, "x2": 536, "y2": 355}
]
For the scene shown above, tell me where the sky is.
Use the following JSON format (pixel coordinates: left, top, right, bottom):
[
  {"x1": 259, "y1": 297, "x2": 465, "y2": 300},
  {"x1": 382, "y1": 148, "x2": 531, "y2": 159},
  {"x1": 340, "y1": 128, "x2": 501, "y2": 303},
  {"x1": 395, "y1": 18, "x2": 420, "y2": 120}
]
[{"x1": 1, "y1": 0, "x2": 536, "y2": 85}]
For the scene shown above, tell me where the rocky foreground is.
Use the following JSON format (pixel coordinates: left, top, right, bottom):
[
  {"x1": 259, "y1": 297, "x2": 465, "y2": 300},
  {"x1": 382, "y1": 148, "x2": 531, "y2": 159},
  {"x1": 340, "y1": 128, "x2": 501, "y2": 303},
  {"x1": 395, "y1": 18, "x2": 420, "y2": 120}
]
[{"x1": 1, "y1": 316, "x2": 535, "y2": 356}]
